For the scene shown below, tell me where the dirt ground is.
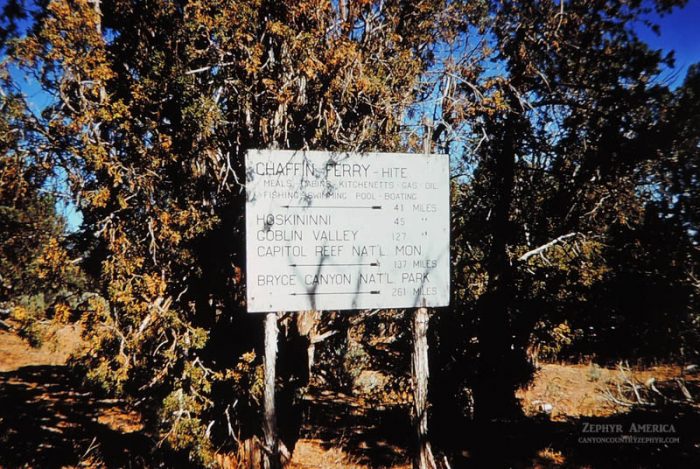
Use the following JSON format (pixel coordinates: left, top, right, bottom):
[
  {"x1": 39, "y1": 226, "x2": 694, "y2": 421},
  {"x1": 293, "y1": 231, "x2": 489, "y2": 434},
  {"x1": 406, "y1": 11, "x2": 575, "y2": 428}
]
[
  {"x1": 0, "y1": 325, "x2": 83, "y2": 372},
  {"x1": 1, "y1": 326, "x2": 699, "y2": 468}
]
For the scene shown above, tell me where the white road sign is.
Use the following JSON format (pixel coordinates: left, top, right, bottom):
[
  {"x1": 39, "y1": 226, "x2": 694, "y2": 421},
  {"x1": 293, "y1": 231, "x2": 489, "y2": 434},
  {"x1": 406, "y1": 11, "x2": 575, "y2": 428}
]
[{"x1": 245, "y1": 150, "x2": 450, "y2": 313}]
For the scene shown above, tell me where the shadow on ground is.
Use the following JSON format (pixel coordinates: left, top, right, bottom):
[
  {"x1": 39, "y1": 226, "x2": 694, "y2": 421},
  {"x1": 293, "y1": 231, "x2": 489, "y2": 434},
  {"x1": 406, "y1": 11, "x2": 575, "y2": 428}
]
[
  {"x1": 300, "y1": 387, "x2": 700, "y2": 469},
  {"x1": 1, "y1": 365, "x2": 699, "y2": 468},
  {"x1": 437, "y1": 402, "x2": 700, "y2": 468},
  {"x1": 0, "y1": 364, "x2": 151, "y2": 468},
  {"x1": 300, "y1": 391, "x2": 412, "y2": 467}
]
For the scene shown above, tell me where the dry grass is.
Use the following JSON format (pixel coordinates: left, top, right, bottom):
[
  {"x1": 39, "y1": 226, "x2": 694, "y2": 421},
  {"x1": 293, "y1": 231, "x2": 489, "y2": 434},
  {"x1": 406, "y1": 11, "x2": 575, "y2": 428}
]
[
  {"x1": 533, "y1": 447, "x2": 567, "y2": 467},
  {"x1": 0, "y1": 324, "x2": 83, "y2": 371},
  {"x1": 518, "y1": 362, "x2": 699, "y2": 421},
  {"x1": 288, "y1": 439, "x2": 369, "y2": 469},
  {"x1": 96, "y1": 406, "x2": 144, "y2": 433}
]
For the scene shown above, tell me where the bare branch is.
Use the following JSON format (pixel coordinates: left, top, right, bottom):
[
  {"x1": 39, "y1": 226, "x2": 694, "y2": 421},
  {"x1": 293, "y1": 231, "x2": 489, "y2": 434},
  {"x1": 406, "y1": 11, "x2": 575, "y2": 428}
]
[{"x1": 518, "y1": 233, "x2": 580, "y2": 262}]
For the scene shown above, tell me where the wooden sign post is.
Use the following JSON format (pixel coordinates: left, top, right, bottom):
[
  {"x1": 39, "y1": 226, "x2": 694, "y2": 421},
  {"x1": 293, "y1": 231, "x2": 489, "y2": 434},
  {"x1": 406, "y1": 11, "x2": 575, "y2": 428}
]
[
  {"x1": 412, "y1": 303, "x2": 436, "y2": 469},
  {"x1": 262, "y1": 312, "x2": 280, "y2": 469},
  {"x1": 410, "y1": 125, "x2": 438, "y2": 469}
]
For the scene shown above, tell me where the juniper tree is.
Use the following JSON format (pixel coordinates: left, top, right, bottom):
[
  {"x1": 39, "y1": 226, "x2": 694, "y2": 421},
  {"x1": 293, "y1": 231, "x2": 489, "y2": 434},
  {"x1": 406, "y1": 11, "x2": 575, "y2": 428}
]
[
  {"x1": 437, "y1": 0, "x2": 691, "y2": 421},
  {"x1": 5, "y1": 0, "x2": 475, "y2": 463}
]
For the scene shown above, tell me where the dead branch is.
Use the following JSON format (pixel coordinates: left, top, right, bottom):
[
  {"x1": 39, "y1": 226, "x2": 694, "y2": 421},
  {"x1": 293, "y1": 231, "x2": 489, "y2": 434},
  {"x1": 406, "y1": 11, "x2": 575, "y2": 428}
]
[
  {"x1": 518, "y1": 232, "x2": 580, "y2": 262},
  {"x1": 603, "y1": 362, "x2": 695, "y2": 408}
]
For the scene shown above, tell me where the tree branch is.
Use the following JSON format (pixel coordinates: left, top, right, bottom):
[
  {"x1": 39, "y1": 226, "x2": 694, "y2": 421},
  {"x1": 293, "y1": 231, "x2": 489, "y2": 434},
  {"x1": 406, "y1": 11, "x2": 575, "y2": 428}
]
[{"x1": 518, "y1": 232, "x2": 579, "y2": 262}]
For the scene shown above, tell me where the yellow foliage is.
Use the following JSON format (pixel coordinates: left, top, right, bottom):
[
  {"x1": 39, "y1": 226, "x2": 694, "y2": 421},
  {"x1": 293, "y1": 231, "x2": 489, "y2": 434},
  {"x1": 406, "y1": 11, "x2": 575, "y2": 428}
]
[
  {"x1": 10, "y1": 305, "x2": 29, "y2": 322},
  {"x1": 53, "y1": 303, "x2": 73, "y2": 323},
  {"x1": 35, "y1": 238, "x2": 77, "y2": 281},
  {"x1": 88, "y1": 187, "x2": 111, "y2": 208},
  {"x1": 142, "y1": 272, "x2": 166, "y2": 298}
]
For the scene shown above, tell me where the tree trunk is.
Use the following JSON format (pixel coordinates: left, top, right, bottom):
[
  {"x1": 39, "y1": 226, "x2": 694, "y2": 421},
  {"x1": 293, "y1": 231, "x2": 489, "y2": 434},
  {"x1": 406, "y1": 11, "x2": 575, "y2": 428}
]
[{"x1": 473, "y1": 113, "x2": 521, "y2": 422}]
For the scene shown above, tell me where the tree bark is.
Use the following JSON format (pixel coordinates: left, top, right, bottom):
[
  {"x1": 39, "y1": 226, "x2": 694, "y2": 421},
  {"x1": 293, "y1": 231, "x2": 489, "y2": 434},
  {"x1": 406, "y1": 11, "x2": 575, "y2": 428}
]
[
  {"x1": 411, "y1": 121, "x2": 437, "y2": 469},
  {"x1": 412, "y1": 306, "x2": 437, "y2": 469},
  {"x1": 263, "y1": 313, "x2": 280, "y2": 469}
]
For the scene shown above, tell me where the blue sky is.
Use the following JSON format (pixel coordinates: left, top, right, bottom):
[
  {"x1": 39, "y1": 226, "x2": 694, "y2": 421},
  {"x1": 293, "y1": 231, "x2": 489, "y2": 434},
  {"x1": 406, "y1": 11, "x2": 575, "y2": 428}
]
[
  {"x1": 637, "y1": 0, "x2": 700, "y2": 87},
  {"x1": 2, "y1": 0, "x2": 699, "y2": 231}
]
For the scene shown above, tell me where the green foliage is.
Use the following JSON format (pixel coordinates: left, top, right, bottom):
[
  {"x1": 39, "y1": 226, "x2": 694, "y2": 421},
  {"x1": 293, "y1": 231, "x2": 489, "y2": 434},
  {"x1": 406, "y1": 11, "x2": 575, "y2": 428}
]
[
  {"x1": 0, "y1": 79, "x2": 87, "y2": 344},
  {"x1": 530, "y1": 321, "x2": 582, "y2": 363},
  {"x1": 439, "y1": 0, "x2": 697, "y2": 420}
]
